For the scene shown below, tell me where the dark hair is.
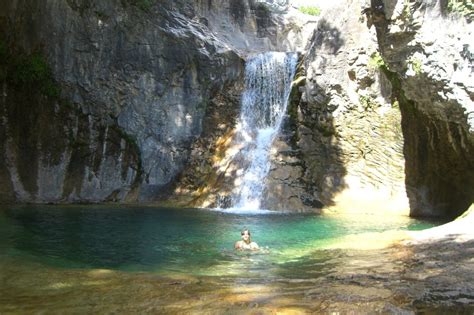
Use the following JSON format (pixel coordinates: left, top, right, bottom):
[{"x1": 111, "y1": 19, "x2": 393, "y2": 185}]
[{"x1": 241, "y1": 229, "x2": 251, "y2": 236}]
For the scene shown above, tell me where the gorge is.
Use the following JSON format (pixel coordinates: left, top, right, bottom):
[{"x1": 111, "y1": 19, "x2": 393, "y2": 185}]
[
  {"x1": 0, "y1": 0, "x2": 473, "y2": 313},
  {"x1": 1, "y1": 0, "x2": 472, "y2": 218}
]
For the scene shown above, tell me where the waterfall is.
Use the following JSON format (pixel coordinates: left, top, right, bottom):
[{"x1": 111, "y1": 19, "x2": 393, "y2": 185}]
[{"x1": 229, "y1": 52, "x2": 297, "y2": 210}]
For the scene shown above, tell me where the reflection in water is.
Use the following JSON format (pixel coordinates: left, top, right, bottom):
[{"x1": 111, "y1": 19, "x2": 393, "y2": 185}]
[{"x1": 1, "y1": 206, "x2": 470, "y2": 313}]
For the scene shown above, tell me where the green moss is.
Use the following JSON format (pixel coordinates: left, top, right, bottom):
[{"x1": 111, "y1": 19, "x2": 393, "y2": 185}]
[
  {"x1": 368, "y1": 52, "x2": 386, "y2": 70},
  {"x1": 379, "y1": 63, "x2": 417, "y2": 115},
  {"x1": 359, "y1": 95, "x2": 379, "y2": 110},
  {"x1": 318, "y1": 124, "x2": 335, "y2": 137},
  {"x1": 0, "y1": 43, "x2": 60, "y2": 98},
  {"x1": 299, "y1": 6, "x2": 321, "y2": 16},
  {"x1": 286, "y1": 56, "x2": 306, "y2": 146},
  {"x1": 137, "y1": 0, "x2": 153, "y2": 11},
  {"x1": 408, "y1": 57, "x2": 422, "y2": 75}
]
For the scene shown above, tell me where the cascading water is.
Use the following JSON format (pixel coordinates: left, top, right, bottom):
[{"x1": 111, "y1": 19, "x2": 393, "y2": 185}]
[{"x1": 229, "y1": 52, "x2": 297, "y2": 210}]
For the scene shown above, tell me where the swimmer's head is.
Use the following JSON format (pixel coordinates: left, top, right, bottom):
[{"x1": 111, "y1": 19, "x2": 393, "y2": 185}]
[{"x1": 241, "y1": 229, "x2": 251, "y2": 243}]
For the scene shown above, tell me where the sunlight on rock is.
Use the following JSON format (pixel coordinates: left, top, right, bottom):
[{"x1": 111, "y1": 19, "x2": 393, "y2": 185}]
[
  {"x1": 234, "y1": 178, "x2": 242, "y2": 186},
  {"x1": 88, "y1": 269, "x2": 114, "y2": 277},
  {"x1": 408, "y1": 204, "x2": 474, "y2": 243},
  {"x1": 326, "y1": 178, "x2": 410, "y2": 216},
  {"x1": 49, "y1": 282, "x2": 74, "y2": 289},
  {"x1": 273, "y1": 307, "x2": 310, "y2": 314},
  {"x1": 321, "y1": 231, "x2": 408, "y2": 250},
  {"x1": 82, "y1": 280, "x2": 109, "y2": 286}
]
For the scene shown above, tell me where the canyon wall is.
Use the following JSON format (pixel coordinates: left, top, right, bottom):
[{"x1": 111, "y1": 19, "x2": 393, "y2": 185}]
[
  {"x1": 1, "y1": 0, "x2": 472, "y2": 218},
  {"x1": 264, "y1": 0, "x2": 408, "y2": 213},
  {"x1": 0, "y1": 0, "x2": 313, "y2": 203},
  {"x1": 366, "y1": 0, "x2": 473, "y2": 217},
  {"x1": 263, "y1": 0, "x2": 473, "y2": 217}
]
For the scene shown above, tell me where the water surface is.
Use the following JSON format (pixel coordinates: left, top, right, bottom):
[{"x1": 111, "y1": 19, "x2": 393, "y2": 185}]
[
  {"x1": 1, "y1": 206, "x2": 453, "y2": 313},
  {"x1": 0, "y1": 206, "x2": 436, "y2": 273}
]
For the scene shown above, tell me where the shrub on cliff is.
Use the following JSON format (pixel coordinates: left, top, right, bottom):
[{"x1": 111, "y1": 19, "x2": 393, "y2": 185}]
[
  {"x1": 298, "y1": 6, "x2": 321, "y2": 16},
  {"x1": 0, "y1": 40, "x2": 59, "y2": 98}
]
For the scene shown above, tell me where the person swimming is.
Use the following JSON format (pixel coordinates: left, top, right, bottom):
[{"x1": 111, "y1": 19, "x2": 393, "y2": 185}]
[{"x1": 234, "y1": 228, "x2": 259, "y2": 251}]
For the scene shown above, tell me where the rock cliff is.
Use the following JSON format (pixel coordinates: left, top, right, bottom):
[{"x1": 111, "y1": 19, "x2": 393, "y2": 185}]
[
  {"x1": 265, "y1": 0, "x2": 473, "y2": 218},
  {"x1": 1, "y1": 0, "x2": 472, "y2": 218},
  {"x1": 365, "y1": 0, "x2": 473, "y2": 217},
  {"x1": 264, "y1": 0, "x2": 408, "y2": 213},
  {"x1": 0, "y1": 0, "x2": 314, "y2": 203}
]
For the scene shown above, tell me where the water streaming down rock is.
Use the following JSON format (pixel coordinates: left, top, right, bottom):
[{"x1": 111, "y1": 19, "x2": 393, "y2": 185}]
[{"x1": 229, "y1": 52, "x2": 297, "y2": 210}]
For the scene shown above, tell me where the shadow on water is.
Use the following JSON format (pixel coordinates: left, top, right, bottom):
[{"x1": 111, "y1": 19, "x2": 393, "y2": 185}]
[{"x1": 2, "y1": 206, "x2": 225, "y2": 270}]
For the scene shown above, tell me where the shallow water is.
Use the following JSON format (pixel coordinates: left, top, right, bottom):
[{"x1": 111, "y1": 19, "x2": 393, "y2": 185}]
[{"x1": 2, "y1": 205, "x2": 466, "y2": 314}]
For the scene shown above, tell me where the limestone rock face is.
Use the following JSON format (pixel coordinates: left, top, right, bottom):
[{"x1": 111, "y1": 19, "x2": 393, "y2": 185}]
[
  {"x1": 139, "y1": 1, "x2": 318, "y2": 208},
  {"x1": 264, "y1": 0, "x2": 408, "y2": 213},
  {"x1": 0, "y1": 0, "x2": 312, "y2": 203},
  {"x1": 2, "y1": 0, "x2": 471, "y2": 217},
  {"x1": 266, "y1": 0, "x2": 473, "y2": 217},
  {"x1": 0, "y1": 0, "x2": 234, "y2": 202},
  {"x1": 366, "y1": 0, "x2": 474, "y2": 217},
  {"x1": 0, "y1": 86, "x2": 141, "y2": 203},
  {"x1": 193, "y1": 0, "x2": 318, "y2": 54}
]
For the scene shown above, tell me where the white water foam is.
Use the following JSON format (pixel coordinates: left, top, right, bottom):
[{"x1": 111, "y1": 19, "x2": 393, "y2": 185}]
[{"x1": 227, "y1": 52, "x2": 297, "y2": 211}]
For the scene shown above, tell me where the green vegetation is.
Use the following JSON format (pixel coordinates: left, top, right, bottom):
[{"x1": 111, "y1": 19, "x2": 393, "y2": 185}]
[
  {"x1": 95, "y1": 10, "x2": 108, "y2": 20},
  {"x1": 379, "y1": 62, "x2": 418, "y2": 115},
  {"x1": 402, "y1": 0, "x2": 412, "y2": 18},
  {"x1": 447, "y1": 0, "x2": 474, "y2": 21},
  {"x1": 368, "y1": 52, "x2": 386, "y2": 70},
  {"x1": 408, "y1": 57, "x2": 422, "y2": 75},
  {"x1": 0, "y1": 40, "x2": 59, "y2": 98},
  {"x1": 359, "y1": 95, "x2": 379, "y2": 110},
  {"x1": 298, "y1": 6, "x2": 321, "y2": 16},
  {"x1": 136, "y1": 0, "x2": 153, "y2": 11},
  {"x1": 13, "y1": 54, "x2": 60, "y2": 97}
]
